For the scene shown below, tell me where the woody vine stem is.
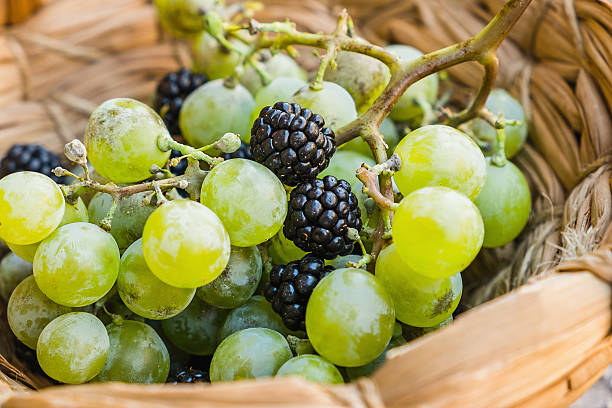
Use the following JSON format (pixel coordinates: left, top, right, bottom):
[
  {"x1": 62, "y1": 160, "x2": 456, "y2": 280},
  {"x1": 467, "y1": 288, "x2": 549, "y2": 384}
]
[{"x1": 57, "y1": 0, "x2": 533, "y2": 264}]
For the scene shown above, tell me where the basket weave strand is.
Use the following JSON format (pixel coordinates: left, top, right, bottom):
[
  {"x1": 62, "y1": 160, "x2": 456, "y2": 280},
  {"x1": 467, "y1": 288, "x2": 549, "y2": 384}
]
[{"x1": 0, "y1": 0, "x2": 611, "y2": 407}]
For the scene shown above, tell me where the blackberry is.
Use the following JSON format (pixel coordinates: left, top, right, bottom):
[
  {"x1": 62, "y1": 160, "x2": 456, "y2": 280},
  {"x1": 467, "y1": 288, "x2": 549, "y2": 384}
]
[
  {"x1": 250, "y1": 102, "x2": 336, "y2": 186},
  {"x1": 284, "y1": 175, "x2": 362, "y2": 259},
  {"x1": 153, "y1": 68, "x2": 207, "y2": 136},
  {"x1": 167, "y1": 368, "x2": 209, "y2": 384},
  {"x1": 222, "y1": 141, "x2": 252, "y2": 160},
  {"x1": 264, "y1": 255, "x2": 333, "y2": 331},
  {"x1": 1, "y1": 144, "x2": 65, "y2": 183}
]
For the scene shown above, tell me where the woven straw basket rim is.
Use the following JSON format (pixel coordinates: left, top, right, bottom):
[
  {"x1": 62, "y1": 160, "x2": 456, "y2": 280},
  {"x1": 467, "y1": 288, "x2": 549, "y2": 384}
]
[{"x1": 0, "y1": 0, "x2": 611, "y2": 407}]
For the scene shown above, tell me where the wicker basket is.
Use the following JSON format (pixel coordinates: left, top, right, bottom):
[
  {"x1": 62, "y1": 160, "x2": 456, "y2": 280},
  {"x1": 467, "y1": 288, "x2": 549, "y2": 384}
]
[{"x1": 0, "y1": 0, "x2": 611, "y2": 407}]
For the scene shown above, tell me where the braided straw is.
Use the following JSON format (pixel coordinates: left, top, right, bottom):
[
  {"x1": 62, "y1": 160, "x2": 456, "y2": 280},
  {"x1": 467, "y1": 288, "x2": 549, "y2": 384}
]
[{"x1": 0, "y1": 0, "x2": 611, "y2": 407}]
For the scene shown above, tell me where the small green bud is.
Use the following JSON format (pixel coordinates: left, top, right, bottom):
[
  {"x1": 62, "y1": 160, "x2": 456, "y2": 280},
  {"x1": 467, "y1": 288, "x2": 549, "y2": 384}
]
[{"x1": 215, "y1": 133, "x2": 241, "y2": 153}]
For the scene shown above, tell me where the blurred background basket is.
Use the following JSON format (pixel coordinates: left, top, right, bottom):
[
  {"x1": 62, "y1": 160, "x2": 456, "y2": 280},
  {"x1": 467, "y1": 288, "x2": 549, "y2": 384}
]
[{"x1": 0, "y1": 0, "x2": 611, "y2": 407}]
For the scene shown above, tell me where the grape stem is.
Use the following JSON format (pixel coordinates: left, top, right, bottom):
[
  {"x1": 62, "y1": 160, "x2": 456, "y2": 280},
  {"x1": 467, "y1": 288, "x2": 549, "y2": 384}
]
[
  {"x1": 310, "y1": 10, "x2": 351, "y2": 90},
  {"x1": 157, "y1": 134, "x2": 224, "y2": 167}
]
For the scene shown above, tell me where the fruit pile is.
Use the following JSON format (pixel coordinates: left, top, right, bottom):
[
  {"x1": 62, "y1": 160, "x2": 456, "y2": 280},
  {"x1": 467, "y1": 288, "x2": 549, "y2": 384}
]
[{"x1": 0, "y1": 0, "x2": 531, "y2": 386}]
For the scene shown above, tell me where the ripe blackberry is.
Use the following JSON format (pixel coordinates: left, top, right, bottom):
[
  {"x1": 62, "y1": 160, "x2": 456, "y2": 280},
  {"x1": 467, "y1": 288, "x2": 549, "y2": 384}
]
[
  {"x1": 250, "y1": 102, "x2": 336, "y2": 186},
  {"x1": 284, "y1": 175, "x2": 362, "y2": 259},
  {"x1": 154, "y1": 68, "x2": 207, "y2": 136},
  {"x1": 222, "y1": 141, "x2": 252, "y2": 160},
  {"x1": 264, "y1": 255, "x2": 333, "y2": 331},
  {"x1": 167, "y1": 368, "x2": 209, "y2": 384},
  {"x1": 1, "y1": 144, "x2": 65, "y2": 183}
]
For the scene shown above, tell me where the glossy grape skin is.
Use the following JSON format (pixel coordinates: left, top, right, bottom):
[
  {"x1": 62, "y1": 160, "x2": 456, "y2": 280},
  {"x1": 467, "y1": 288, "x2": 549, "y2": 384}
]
[
  {"x1": 34, "y1": 222, "x2": 120, "y2": 307},
  {"x1": 291, "y1": 81, "x2": 358, "y2": 132},
  {"x1": 218, "y1": 295, "x2": 298, "y2": 342},
  {"x1": 8, "y1": 197, "x2": 89, "y2": 262},
  {"x1": 474, "y1": 160, "x2": 531, "y2": 248},
  {"x1": 162, "y1": 296, "x2": 228, "y2": 355},
  {"x1": 97, "y1": 320, "x2": 169, "y2": 383},
  {"x1": 276, "y1": 354, "x2": 343, "y2": 384},
  {"x1": 0, "y1": 172, "x2": 65, "y2": 245},
  {"x1": 393, "y1": 187, "x2": 484, "y2": 279},
  {"x1": 154, "y1": 0, "x2": 217, "y2": 38},
  {"x1": 197, "y1": 246, "x2": 262, "y2": 309},
  {"x1": 200, "y1": 159, "x2": 287, "y2": 247},
  {"x1": 241, "y1": 53, "x2": 307, "y2": 95},
  {"x1": 84, "y1": 98, "x2": 171, "y2": 184},
  {"x1": 118, "y1": 239, "x2": 195, "y2": 320},
  {"x1": 37, "y1": 312, "x2": 109, "y2": 384},
  {"x1": 266, "y1": 229, "x2": 307, "y2": 265},
  {"x1": 386, "y1": 45, "x2": 439, "y2": 125},
  {"x1": 376, "y1": 243, "x2": 462, "y2": 326},
  {"x1": 88, "y1": 191, "x2": 156, "y2": 251},
  {"x1": 0, "y1": 252, "x2": 32, "y2": 302},
  {"x1": 393, "y1": 125, "x2": 486, "y2": 200},
  {"x1": 250, "y1": 77, "x2": 308, "y2": 125},
  {"x1": 319, "y1": 149, "x2": 375, "y2": 225},
  {"x1": 306, "y1": 268, "x2": 395, "y2": 367},
  {"x1": 192, "y1": 32, "x2": 250, "y2": 79},
  {"x1": 324, "y1": 50, "x2": 390, "y2": 114},
  {"x1": 469, "y1": 89, "x2": 528, "y2": 158},
  {"x1": 142, "y1": 200, "x2": 230, "y2": 288},
  {"x1": 180, "y1": 79, "x2": 255, "y2": 146},
  {"x1": 7, "y1": 276, "x2": 72, "y2": 349},
  {"x1": 210, "y1": 328, "x2": 292, "y2": 382}
]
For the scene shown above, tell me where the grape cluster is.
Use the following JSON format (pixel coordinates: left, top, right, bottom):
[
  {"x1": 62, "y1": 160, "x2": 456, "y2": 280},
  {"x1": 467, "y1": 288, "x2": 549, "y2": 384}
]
[{"x1": 0, "y1": 1, "x2": 534, "y2": 389}]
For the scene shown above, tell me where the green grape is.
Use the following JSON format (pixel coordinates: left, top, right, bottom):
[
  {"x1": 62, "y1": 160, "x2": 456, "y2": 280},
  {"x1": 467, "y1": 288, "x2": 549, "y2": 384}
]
[
  {"x1": 210, "y1": 328, "x2": 292, "y2": 382},
  {"x1": 88, "y1": 191, "x2": 156, "y2": 251},
  {"x1": 0, "y1": 172, "x2": 65, "y2": 245},
  {"x1": 402, "y1": 316, "x2": 453, "y2": 341},
  {"x1": 161, "y1": 296, "x2": 228, "y2": 355},
  {"x1": 474, "y1": 159, "x2": 531, "y2": 248},
  {"x1": 0, "y1": 252, "x2": 32, "y2": 302},
  {"x1": 84, "y1": 98, "x2": 171, "y2": 184},
  {"x1": 250, "y1": 77, "x2": 307, "y2": 124},
  {"x1": 200, "y1": 159, "x2": 287, "y2": 247},
  {"x1": 324, "y1": 50, "x2": 390, "y2": 114},
  {"x1": 306, "y1": 268, "x2": 395, "y2": 367},
  {"x1": 392, "y1": 187, "x2": 484, "y2": 279},
  {"x1": 34, "y1": 222, "x2": 120, "y2": 307},
  {"x1": 241, "y1": 52, "x2": 307, "y2": 95},
  {"x1": 393, "y1": 125, "x2": 486, "y2": 200},
  {"x1": 118, "y1": 239, "x2": 195, "y2": 320},
  {"x1": 266, "y1": 228, "x2": 307, "y2": 265},
  {"x1": 325, "y1": 254, "x2": 363, "y2": 269},
  {"x1": 37, "y1": 312, "x2": 109, "y2": 384},
  {"x1": 319, "y1": 149, "x2": 375, "y2": 225},
  {"x1": 180, "y1": 79, "x2": 255, "y2": 146},
  {"x1": 376, "y1": 243, "x2": 462, "y2": 326},
  {"x1": 192, "y1": 32, "x2": 250, "y2": 79},
  {"x1": 97, "y1": 320, "x2": 169, "y2": 383},
  {"x1": 276, "y1": 354, "x2": 343, "y2": 384},
  {"x1": 345, "y1": 334, "x2": 406, "y2": 379},
  {"x1": 7, "y1": 276, "x2": 72, "y2": 349},
  {"x1": 197, "y1": 246, "x2": 262, "y2": 309},
  {"x1": 386, "y1": 45, "x2": 439, "y2": 125},
  {"x1": 8, "y1": 197, "x2": 89, "y2": 262},
  {"x1": 142, "y1": 199, "x2": 230, "y2": 288},
  {"x1": 291, "y1": 81, "x2": 358, "y2": 132},
  {"x1": 342, "y1": 117, "x2": 399, "y2": 157},
  {"x1": 469, "y1": 89, "x2": 528, "y2": 158},
  {"x1": 154, "y1": 0, "x2": 218, "y2": 38},
  {"x1": 218, "y1": 295, "x2": 297, "y2": 342}
]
